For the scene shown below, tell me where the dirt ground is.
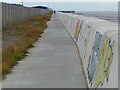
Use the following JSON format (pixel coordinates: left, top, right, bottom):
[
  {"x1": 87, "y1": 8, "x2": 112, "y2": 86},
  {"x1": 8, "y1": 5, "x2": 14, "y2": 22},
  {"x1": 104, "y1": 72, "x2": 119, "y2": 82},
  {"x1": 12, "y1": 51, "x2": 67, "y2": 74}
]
[{"x1": 2, "y1": 28, "x2": 23, "y2": 49}]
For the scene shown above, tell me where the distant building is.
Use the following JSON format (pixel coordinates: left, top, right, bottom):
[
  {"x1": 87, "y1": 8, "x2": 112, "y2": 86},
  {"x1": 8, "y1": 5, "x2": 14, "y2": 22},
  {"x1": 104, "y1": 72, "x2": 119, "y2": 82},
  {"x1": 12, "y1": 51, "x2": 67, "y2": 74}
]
[
  {"x1": 33, "y1": 6, "x2": 52, "y2": 15},
  {"x1": 33, "y1": 6, "x2": 48, "y2": 9}
]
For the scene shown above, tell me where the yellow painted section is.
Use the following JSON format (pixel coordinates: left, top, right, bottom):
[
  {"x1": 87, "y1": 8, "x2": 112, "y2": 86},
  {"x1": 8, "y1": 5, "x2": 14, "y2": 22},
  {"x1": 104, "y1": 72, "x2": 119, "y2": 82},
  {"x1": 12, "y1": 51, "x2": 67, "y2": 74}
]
[
  {"x1": 74, "y1": 20, "x2": 80, "y2": 40},
  {"x1": 95, "y1": 37, "x2": 115, "y2": 87}
]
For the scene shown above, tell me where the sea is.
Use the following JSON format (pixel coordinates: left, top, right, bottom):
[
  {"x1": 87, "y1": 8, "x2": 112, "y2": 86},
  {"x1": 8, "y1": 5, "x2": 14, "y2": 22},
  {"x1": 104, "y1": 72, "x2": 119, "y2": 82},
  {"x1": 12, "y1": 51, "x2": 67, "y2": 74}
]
[{"x1": 75, "y1": 11, "x2": 118, "y2": 22}]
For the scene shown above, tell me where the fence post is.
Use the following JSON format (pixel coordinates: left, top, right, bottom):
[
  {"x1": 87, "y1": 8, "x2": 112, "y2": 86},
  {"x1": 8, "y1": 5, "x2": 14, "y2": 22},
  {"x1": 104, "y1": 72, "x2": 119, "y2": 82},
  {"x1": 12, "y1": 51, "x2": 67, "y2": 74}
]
[
  {"x1": 1, "y1": 3, "x2": 42, "y2": 29},
  {"x1": 0, "y1": 2, "x2": 2, "y2": 30}
]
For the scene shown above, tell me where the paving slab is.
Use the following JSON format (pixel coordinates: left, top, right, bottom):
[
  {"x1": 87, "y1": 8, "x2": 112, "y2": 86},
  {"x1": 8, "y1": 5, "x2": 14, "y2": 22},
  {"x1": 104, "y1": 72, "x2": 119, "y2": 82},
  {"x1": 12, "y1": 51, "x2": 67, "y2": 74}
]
[{"x1": 2, "y1": 15, "x2": 87, "y2": 88}]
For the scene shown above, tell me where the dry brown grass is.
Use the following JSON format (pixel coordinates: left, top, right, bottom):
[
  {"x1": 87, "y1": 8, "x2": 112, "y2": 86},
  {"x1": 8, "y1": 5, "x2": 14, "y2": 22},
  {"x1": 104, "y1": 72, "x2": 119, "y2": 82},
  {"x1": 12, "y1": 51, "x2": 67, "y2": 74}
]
[{"x1": 2, "y1": 13, "x2": 52, "y2": 75}]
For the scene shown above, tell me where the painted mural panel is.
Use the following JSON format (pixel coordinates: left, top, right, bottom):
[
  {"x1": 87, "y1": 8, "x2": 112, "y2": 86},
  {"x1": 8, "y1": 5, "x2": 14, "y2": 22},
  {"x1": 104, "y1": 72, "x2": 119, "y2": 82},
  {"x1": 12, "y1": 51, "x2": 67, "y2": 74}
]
[
  {"x1": 74, "y1": 20, "x2": 80, "y2": 41},
  {"x1": 81, "y1": 25, "x2": 91, "y2": 59},
  {"x1": 78, "y1": 21, "x2": 89, "y2": 58},
  {"x1": 87, "y1": 31, "x2": 103, "y2": 86},
  {"x1": 76, "y1": 21, "x2": 83, "y2": 42},
  {"x1": 95, "y1": 36, "x2": 115, "y2": 88}
]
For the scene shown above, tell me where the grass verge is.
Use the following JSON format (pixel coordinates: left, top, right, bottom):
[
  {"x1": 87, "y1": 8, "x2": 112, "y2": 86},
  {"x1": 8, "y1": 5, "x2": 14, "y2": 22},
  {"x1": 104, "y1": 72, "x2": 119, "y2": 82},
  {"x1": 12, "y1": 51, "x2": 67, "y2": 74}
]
[{"x1": 2, "y1": 13, "x2": 52, "y2": 75}]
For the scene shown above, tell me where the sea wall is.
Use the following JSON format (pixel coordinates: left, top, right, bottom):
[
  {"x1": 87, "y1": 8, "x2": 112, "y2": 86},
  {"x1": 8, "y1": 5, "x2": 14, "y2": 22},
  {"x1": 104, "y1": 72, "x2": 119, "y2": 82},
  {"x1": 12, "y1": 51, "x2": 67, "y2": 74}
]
[{"x1": 56, "y1": 12, "x2": 118, "y2": 88}]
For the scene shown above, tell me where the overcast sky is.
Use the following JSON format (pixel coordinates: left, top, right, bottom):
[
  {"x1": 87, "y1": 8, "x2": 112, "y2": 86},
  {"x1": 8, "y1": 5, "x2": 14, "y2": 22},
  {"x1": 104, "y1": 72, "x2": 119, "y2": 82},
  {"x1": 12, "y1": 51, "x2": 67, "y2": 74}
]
[
  {"x1": 0, "y1": 0, "x2": 118, "y2": 11},
  {"x1": 1, "y1": 0, "x2": 119, "y2": 2}
]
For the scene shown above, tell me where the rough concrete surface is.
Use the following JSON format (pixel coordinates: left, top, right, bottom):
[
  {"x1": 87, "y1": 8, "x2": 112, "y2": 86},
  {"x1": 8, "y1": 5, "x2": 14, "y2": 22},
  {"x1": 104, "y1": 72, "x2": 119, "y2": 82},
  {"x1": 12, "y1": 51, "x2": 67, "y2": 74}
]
[{"x1": 2, "y1": 15, "x2": 87, "y2": 88}]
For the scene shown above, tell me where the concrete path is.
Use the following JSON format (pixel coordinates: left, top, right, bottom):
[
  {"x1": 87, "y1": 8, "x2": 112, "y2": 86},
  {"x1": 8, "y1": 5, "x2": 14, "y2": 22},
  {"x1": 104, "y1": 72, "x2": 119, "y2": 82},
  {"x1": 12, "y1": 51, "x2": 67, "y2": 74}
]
[{"x1": 2, "y1": 15, "x2": 87, "y2": 88}]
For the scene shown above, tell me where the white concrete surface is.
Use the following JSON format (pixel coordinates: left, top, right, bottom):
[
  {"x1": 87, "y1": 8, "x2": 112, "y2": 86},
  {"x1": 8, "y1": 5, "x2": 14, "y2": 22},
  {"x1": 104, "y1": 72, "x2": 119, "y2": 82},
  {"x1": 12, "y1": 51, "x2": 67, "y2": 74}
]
[{"x1": 2, "y1": 14, "x2": 87, "y2": 88}]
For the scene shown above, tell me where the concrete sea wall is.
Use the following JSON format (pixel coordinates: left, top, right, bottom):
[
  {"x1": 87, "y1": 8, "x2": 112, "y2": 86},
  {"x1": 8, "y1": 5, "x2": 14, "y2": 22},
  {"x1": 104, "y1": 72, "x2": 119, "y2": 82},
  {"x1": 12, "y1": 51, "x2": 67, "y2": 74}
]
[{"x1": 56, "y1": 12, "x2": 118, "y2": 88}]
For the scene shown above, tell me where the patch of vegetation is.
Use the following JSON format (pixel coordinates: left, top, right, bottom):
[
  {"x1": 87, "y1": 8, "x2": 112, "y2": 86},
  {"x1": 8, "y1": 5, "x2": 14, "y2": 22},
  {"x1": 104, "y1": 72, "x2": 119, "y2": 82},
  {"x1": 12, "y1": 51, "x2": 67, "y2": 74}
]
[{"x1": 2, "y1": 13, "x2": 52, "y2": 75}]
